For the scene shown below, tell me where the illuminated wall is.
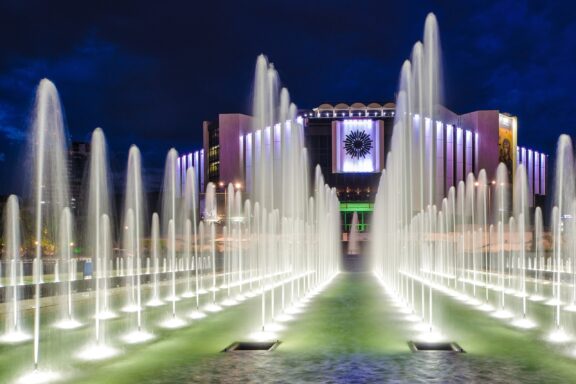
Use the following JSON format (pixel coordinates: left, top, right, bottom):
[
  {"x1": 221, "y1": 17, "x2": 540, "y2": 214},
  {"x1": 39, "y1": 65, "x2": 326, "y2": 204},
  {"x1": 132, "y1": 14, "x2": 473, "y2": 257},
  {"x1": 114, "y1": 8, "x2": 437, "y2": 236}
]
[
  {"x1": 517, "y1": 145, "x2": 547, "y2": 207},
  {"x1": 177, "y1": 149, "x2": 205, "y2": 194}
]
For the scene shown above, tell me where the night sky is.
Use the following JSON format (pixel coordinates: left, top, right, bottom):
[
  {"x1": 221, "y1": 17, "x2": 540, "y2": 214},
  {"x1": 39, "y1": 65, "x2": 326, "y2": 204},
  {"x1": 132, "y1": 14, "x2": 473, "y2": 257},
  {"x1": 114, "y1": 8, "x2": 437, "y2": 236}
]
[{"x1": 0, "y1": 0, "x2": 574, "y2": 195}]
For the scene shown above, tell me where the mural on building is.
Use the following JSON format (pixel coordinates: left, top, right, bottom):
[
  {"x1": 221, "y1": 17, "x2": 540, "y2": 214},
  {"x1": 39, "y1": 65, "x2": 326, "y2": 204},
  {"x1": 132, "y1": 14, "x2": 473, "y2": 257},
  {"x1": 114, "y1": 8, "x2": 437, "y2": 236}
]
[{"x1": 499, "y1": 115, "x2": 515, "y2": 182}]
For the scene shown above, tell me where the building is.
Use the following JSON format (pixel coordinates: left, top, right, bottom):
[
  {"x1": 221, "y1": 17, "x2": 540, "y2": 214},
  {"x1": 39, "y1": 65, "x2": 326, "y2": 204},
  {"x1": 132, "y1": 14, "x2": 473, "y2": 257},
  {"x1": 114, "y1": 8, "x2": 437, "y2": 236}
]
[
  {"x1": 68, "y1": 141, "x2": 90, "y2": 213},
  {"x1": 178, "y1": 103, "x2": 548, "y2": 232}
]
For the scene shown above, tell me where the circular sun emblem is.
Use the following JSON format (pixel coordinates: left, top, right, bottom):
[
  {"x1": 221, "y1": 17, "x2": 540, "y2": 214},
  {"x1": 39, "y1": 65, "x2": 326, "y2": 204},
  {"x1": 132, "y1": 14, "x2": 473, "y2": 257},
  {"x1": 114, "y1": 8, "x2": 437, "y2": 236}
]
[{"x1": 344, "y1": 130, "x2": 373, "y2": 159}]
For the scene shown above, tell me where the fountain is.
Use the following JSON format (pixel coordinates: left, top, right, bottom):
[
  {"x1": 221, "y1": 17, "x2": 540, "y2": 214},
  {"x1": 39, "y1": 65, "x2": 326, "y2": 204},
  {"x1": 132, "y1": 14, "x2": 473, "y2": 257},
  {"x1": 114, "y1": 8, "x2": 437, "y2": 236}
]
[
  {"x1": 348, "y1": 212, "x2": 360, "y2": 256},
  {"x1": 122, "y1": 145, "x2": 154, "y2": 343},
  {"x1": 0, "y1": 195, "x2": 31, "y2": 343}
]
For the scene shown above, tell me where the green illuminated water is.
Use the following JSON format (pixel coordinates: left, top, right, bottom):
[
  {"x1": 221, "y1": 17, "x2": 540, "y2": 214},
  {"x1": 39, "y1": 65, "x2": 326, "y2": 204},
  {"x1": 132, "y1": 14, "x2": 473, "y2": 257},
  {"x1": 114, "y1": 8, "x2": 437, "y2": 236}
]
[{"x1": 2, "y1": 273, "x2": 576, "y2": 383}]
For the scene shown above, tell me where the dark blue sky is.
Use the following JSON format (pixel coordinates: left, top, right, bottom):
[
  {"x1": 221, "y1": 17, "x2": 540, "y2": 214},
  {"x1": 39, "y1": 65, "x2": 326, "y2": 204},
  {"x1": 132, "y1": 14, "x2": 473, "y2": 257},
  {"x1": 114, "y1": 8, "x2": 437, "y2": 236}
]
[{"x1": 0, "y1": 0, "x2": 574, "y2": 194}]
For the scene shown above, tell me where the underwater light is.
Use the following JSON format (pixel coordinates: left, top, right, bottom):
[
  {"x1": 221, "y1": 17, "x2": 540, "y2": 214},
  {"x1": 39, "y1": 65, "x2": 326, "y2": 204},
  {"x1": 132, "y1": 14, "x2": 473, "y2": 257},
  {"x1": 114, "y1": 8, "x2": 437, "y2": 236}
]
[
  {"x1": 0, "y1": 330, "x2": 32, "y2": 344},
  {"x1": 412, "y1": 322, "x2": 432, "y2": 332},
  {"x1": 189, "y1": 310, "x2": 207, "y2": 319},
  {"x1": 76, "y1": 343, "x2": 120, "y2": 361},
  {"x1": 529, "y1": 295, "x2": 546, "y2": 302},
  {"x1": 511, "y1": 317, "x2": 537, "y2": 330},
  {"x1": 492, "y1": 309, "x2": 514, "y2": 319},
  {"x1": 15, "y1": 369, "x2": 62, "y2": 384},
  {"x1": 415, "y1": 329, "x2": 446, "y2": 343},
  {"x1": 95, "y1": 310, "x2": 118, "y2": 320},
  {"x1": 478, "y1": 303, "x2": 494, "y2": 312},
  {"x1": 250, "y1": 330, "x2": 278, "y2": 342},
  {"x1": 121, "y1": 304, "x2": 142, "y2": 313},
  {"x1": 122, "y1": 330, "x2": 155, "y2": 344},
  {"x1": 547, "y1": 328, "x2": 571, "y2": 343},
  {"x1": 284, "y1": 306, "x2": 303, "y2": 315},
  {"x1": 146, "y1": 298, "x2": 165, "y2": 307},
  {"x1": 545, "y1": 298, "x2": 563, "y2": 306},
  {"x1": 466, "y1": 298, "x2": 482, "y2": 306},
  {"x1": 205, "y1": 303, "x2": 223, "y2": 312},
  {"x1": 275, "y1": 313, "x2": 295, "y2": 322},
  {"x1": 53, "y1": 318, "x2": 83, "y2": 330},
  {"x1": 264, "y1": 323, "x2": 285, "y2": 332},
  {"x1": 159, "y1": 317, "x2": 187, "y2": 329},
  {"x1": 221, "y1": 298, "x2": 238, "y2": 306},
  {"x1": 404, "y1": 314, "x2": 421, "y2": 323}
]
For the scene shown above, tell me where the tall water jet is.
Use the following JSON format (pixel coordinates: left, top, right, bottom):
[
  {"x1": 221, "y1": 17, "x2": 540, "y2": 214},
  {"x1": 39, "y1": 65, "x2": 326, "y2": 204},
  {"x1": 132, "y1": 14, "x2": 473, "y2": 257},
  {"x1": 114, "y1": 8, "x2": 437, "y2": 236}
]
[
  {"x1": 182, "y1": 167, "x2": 205, "y2": 318},
  {"x1": 26, "y1": 79, "x2": 69, "y2": 377},
  {"x1": 0, "y1": 195, "x2": 31, "y2": 343},
  {"x1": 77, "y1": 214, "x2": 119, "y2": 360},
  {"x1": 493, "y1": 163, "x2": 513, "y2": 319},
  {"x1": 160, "y1": 149, "x2": 186, "y2": 328},
  {"x1": 530, "y1": 207, "x2": 545, "y2": 301},
  {"x1": 147, "y1": 213, "x2": 164, "y2": 307},
  {"x1": 348, "y1": 212, "x2": 361, "y2": 255},
  {"x1": 122, "y1": 145, "x2": 154, "y2": 343},
  {"x1": 232, "y1": 189, "x2": 245, "y2": 301},
  {"x1": 122, "y1": 209, "x2": 138, "y2": 313},
  {"x1": 203, "y1": 182, "x2": 222, "y2": 313},
  {"x1": 87, "y1": 128, "x2": 115, "y2": 321},
  {"x1": 511, "y1": 165, "x2": 536, "y2": 328},
  {"x1": 547, "y1": 135, "x2": 574, "y2": 342},
  {"x1": 54, "y1": 207, "x2": 82, "y2": 329}
]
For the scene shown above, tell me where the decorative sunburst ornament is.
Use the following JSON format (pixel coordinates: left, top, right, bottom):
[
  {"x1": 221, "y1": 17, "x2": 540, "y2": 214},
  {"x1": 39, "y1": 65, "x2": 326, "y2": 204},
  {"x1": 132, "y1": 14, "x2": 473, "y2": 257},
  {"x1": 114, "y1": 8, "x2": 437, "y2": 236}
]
[{"x1": 344, "y1": 130, "x2": 373, "y2": 159}]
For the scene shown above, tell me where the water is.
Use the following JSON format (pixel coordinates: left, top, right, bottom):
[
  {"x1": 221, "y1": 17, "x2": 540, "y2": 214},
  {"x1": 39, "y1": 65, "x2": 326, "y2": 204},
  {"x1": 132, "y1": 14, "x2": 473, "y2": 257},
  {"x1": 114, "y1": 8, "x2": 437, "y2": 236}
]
[
  {"x1": 370, "y1": 12, "x2": 576, "y2": 348},
  {"x1": 7, "y1": 11, "x2": 576, "y2": 384},
  {"x1": 0, "y1": 196, "x2": 31, "y2": 343},
  {"x1": 0, "y1": 66, "x2": 340, "y2": 381},
  {"x1": 348, "y1": 212, "x2": 360, "y2": 255}
]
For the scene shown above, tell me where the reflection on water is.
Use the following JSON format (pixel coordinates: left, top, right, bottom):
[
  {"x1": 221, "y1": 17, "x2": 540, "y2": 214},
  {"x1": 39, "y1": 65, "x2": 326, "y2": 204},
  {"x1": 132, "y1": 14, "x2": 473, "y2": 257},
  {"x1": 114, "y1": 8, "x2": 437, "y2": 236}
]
[{"x1": 149, "y1": 351, "x2": 563, "y2": 384}]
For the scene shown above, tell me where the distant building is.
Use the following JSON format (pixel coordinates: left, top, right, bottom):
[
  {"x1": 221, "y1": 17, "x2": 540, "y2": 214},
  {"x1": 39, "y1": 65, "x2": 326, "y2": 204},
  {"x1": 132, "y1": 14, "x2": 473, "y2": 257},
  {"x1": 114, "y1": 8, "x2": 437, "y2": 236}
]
[
  {"x1": 68, "y1": 141, "x2": 90, "y2": 213},
  {"x1": 178, "y1": 103, "x2": 548, "y2": 232}
]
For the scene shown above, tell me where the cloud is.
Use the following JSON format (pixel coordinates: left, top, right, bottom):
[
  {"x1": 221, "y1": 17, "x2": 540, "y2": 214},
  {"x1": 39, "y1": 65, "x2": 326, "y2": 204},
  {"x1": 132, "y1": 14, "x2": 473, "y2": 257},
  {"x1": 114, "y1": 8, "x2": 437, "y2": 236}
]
[{"x1": 0, "y1": 105, "x2": 26, "y2": 141}]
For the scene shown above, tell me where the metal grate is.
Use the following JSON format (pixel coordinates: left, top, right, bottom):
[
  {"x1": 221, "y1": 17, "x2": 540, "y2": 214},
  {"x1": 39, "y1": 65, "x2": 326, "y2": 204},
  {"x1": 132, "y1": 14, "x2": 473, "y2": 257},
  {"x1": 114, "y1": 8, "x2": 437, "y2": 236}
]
[
  {"x1": 408, "y1": 341, "x2": 465, "y2": 353},
  {"x1": 223, "y1": 341, "x2": 281, "y2": 352}
]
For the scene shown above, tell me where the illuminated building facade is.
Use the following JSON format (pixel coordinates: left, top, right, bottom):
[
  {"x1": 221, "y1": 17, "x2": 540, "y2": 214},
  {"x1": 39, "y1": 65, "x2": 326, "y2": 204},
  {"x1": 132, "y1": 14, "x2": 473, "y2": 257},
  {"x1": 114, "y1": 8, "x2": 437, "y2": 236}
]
[{"x1": 178, "y1": 103, "x2": 548, "y2": 232}]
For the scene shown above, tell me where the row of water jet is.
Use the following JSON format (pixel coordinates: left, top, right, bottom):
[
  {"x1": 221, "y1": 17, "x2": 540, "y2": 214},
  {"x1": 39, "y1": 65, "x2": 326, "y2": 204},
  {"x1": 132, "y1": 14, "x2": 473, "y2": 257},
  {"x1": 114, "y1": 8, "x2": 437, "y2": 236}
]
[
  {"x1": 1, "y1": 54, "x2": 342, "y2": 382},
  {"x1": 247, "y1": 54, "x2": 341, "y2": 339},
  {"x1": 371, "y1": 13, "x2": 576, "y2": 348},
  {"x1": 371, "y1": 13, "x2": 445, "y2": 341}
]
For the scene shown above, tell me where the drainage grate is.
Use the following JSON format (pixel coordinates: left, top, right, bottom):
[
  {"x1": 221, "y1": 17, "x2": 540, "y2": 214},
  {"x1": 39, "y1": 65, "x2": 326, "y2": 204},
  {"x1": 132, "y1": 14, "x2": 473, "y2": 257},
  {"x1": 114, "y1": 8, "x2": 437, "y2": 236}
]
[
  {"x1": 223, "y1": 340, "x2": 281, "y2": 352},
  {"x1": 408, "y1": 341, "x2": 465, "y2": 353}
]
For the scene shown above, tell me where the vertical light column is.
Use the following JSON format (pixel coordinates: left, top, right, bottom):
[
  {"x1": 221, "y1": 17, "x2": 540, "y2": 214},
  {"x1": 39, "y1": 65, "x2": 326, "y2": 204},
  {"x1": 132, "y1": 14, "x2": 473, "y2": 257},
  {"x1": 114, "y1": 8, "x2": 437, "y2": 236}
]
[
  {"x1": 535, "y1": 151, "x2": 540, "y2": 195},
  {"x1": 474, "y1": 132, "x2": 479, "y2": 174},
  {"x1": 200, "y1": 149, "x2": 205, "y2": 193},
  {"x1": 540, "y1": 154, "x2": 546, "y2": 195},
  {"x1": 245, "y1": 133, "x2": 253, "y2": 195},
  {"x1": 446, "y1": 124, "x2": 454, "y2": 190},
  {"x1": 528, "y1": 149, "x2": 534, "y2": 206},
  {"x1": 435, "y1": 121, "x2": 444, "y2": 204},
  {"x1": 424, "y1": 117, "x2": 433, "y2": 206},
  {"x1": 456, "y1": 127, "x2": 463, "y2": 183},
  {"x1": 465, "y1": 130, "x2": 472, "y2": 176}
]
